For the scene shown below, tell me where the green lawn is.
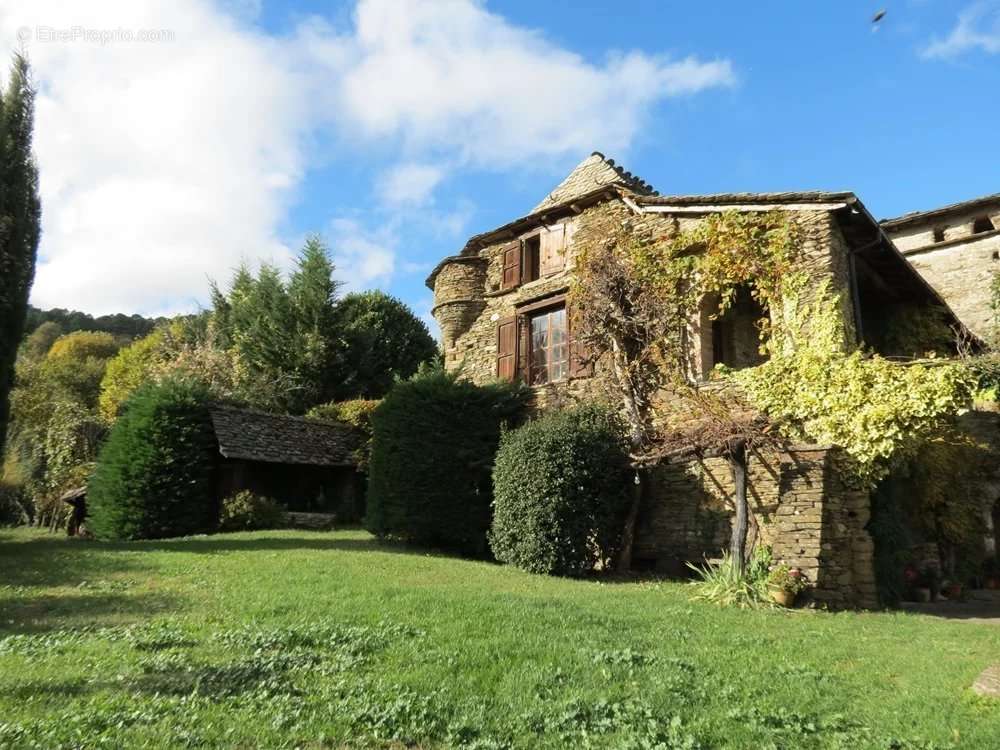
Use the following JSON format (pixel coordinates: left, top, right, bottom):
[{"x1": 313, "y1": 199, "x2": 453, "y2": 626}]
[{"x1": 1, "y1": 528, "x2": 998, "y2": 749}]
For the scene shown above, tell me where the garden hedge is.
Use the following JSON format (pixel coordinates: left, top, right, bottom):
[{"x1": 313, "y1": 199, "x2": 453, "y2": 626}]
[
  {"x1": 490, "y1": 404, "x2": 631, "y2": 576},
  {"x1": 366, "y1": 368, "x2": 526, "y2": 555},
  {"x1": 87, "y1": 378, "x2": 217, "y2": 540}
]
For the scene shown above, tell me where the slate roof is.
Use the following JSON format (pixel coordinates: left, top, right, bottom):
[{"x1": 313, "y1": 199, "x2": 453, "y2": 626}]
[
  {"x1": 210, "y1": 406, "x2": 358, "y2": 467},
  {"x1": 880, "y1": 192, "x2": 1000, "y2": 230},
  {"x1": 636, "y1": 191, "x2": 856, "y2": 206},
  {"x1": 532, "y1": 152, "x2": 657, "y2": 213}
]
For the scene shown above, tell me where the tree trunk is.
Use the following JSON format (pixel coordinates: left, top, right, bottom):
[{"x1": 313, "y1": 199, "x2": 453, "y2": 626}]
[
  {"x1": 727, "y1": 440, "x2": 749, "y2": 577},
  {"x1": 616, "y1": 470, "x2": 643, "y2": 572}
]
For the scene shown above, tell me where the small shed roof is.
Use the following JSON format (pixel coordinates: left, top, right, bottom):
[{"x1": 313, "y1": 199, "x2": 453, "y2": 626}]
[{"x1": 209, "y1": 406, "x2": 358, "y2": 468}]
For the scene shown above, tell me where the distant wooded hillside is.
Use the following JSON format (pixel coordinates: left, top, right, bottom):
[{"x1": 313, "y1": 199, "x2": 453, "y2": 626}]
[{"x1": 24, "y1": 306, "x2": 165, "y2": 340}]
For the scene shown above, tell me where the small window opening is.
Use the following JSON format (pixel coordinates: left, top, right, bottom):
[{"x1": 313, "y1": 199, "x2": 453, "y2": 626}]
[
  {"x1": 709, "y1": 286, "x2": 768, "y2": 371},
  {"x1": 932, "y1": 227, "x2": 946, "y2": 243},
  {"x1": 973, "y1": 216, "x2": 995, "y2": 235},
  {"x1": 522, "y1": 235, "x2": 541, "y2": 283}
]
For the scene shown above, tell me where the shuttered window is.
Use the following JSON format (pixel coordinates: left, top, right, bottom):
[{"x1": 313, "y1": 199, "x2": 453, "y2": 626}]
[
  {"x1": 500, "y1": 241, "x2": 521, "y2": 290},
  {"x1": 539, "y1": 224, "x2": 566, "y2": 277},
  {"x1": 496, "y1": 316, "x2": 517, "y2": 381}
]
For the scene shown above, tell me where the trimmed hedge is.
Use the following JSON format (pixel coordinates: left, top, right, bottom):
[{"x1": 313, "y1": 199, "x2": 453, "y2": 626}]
[
  {"x1": 87, "y1": 379, "x2": 216, "y2": 540},
  {"x1": 366, "y1": 368, "x2": 527, "y2": 555},
  {"x1": 490, "y1": 404, "x2": 631, "y2": 576}
]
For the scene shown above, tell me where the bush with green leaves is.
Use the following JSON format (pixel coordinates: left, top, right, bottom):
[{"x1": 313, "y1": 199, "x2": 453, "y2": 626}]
[
  {"x1": 0, "y1": 481, "x2": 29, "y2": 526},
  {"x1": 306, "y1": 398, "x2": 380, "y2": 470},
  {"x1": 218, "y1": 491, "x2": 285, "y2": 532},
  {"x1": 489, "y1": 404, "x2": 631, "y2": 576},
  {"x1": 366, "y1": 367, "x2": 527, "y2": 555},
  {"x1": 87, "y1": 379, "x2": 217, "y2": 540}
]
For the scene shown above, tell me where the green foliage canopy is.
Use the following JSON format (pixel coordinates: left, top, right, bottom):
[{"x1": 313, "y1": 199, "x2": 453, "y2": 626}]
[
  {"x1": 490, "y1": 405, "x2": 631, "y2": 576},
  {"x1": 333, "y1": 291, "x2": 439, "y2": 400},
  {"x1": 88, "y1": 379, "x2": 217, "y2": 541},
  {"x1": 0, "y1": 53, "x2": 41, "y2": 458},
  {"x1": 366, "y1": 368, "x2": 527, "y2": 555}
]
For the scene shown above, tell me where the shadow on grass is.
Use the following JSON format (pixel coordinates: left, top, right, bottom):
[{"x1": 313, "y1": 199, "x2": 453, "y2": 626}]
[
  {"x1": 138, "y1": 534, "x2": 483, "y2": 563},
  {"x1": 0, "y1": 591, "x2": 184, "y2": 636}
]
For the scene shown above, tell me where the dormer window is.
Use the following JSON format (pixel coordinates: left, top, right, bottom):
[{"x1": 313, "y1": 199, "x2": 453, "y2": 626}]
[
  {"x1": 973, "y1": 216, "x2": 995, "y2": 235},
  {"x1": 932, "y1": 227, "x2": 946, "y2": 243}
]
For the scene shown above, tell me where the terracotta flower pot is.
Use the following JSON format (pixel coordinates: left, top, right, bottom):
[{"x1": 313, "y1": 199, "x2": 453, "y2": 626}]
[{"x1": 770, "y1": 589, "x2": 796, "y2": 607}]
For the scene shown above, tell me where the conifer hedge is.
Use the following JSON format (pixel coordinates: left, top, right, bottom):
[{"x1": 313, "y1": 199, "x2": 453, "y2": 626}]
[
  {"x1": 366, "y1": 368, "x2": 526, "y2": 555},
  {"x1": 490, "y1": 404, "x2": 631, "y2": 576},
  {"x1": 88, "y1": 379, "x2": 216, "y2": 540}
]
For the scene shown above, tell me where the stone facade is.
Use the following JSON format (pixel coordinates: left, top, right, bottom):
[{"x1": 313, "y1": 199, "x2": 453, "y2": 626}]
[
  {"x1": 426, "y1": 154, "x2": 976, "y2": 608},
  {"x1": 634, "y1": 447, "x2": 877, "y2": 608},
  {"x1": 883, "y1": 196, "x2": 1000, "y2": 339}
]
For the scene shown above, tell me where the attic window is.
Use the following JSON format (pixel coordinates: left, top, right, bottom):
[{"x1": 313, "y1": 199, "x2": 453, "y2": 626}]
[
  {"x1": 932, "y1": 227, "x2": 946, "y2": 243},
  {"x1": 973, "y1": 216, "x2": 995, "y2": 235}
]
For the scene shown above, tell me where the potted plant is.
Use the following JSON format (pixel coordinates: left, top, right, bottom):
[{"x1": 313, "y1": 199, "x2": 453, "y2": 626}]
[{"x1": 768, "y1": 565, "x2": 808, "y2": 606}]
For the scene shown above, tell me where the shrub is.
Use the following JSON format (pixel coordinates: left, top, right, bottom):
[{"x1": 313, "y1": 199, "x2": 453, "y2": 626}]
[
  {"x1": 0, "y1": 481, "x2": 29, "y2": 526},
  {"x1": 489, "y1": 404, "x2": 631, "y2": 576},
  {"x1": 366, "y1": 367, "x2": 527, "y2": 555},
  {"x1": 87, "y1": 379, "x2": 217, "y2": 540},
  {"x1": 687, "y1": 547, "x2": 773, "y2": 608},
  {"x1": 306, "y1": 398, "x2": 380, "y2": 470},
  {"x1": 218, "y1": 491, "x2": 285, "y2": 532}
]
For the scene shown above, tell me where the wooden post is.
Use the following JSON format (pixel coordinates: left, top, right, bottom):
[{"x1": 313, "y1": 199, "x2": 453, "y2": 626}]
[
  {"x1": 728, "y1": 440, "x2": 749, "y2": 577},
  {"x1": 616, "y1": 469, "x2": 644, "y2": 572}
]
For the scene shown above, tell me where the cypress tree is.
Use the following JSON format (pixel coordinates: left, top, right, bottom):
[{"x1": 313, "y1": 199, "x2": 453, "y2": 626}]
[{"x1": 0, "y1": 53, "x2": 41, "y2": 457}]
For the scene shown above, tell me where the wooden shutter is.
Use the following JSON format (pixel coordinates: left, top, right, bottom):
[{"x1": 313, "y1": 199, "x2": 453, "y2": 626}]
[
  {"x1": 539, "y1": 224, "x2": 566, "y2": 277},
  {"x1": 496, "y1": 317, "x2": 517, "y2": 381},
  {"x1": 568, "y1": 304, "x2": 594, "y2": 378},
  {"x1": 500, "y1": 241, "x2": 522, "y2": 290}
]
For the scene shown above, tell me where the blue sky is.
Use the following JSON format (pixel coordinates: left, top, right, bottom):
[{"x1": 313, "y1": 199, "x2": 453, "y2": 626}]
[{"x1": 2, "y1": 1, "x2": 998, "y2": 324}]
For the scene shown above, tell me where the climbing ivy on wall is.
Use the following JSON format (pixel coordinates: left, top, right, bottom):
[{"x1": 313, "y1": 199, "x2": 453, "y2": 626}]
[
  {"x1": 732, "y1": 283, "x2": 976, "y2": 486},
  {"x1": 572, "y1": 209, "x2": 976, "y2": 488}
]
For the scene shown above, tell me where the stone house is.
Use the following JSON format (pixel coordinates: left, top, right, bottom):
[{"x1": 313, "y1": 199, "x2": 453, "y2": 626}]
[
  {"x1": 882, "y1": 193, "x2": 1000, "y2": 341},
  {"x1": 427, "y1": 152, "x2": 979, "y2": 608}
]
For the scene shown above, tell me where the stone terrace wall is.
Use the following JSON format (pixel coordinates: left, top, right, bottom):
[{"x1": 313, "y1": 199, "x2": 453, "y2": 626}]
[{"x1": 634, "y1": 446, "x2": 878, "y2": 609}]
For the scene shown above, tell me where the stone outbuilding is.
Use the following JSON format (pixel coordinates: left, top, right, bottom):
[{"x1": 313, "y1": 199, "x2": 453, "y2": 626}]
[{"x1": 210, "y1": 406, "x2": 364, "y2": 522}]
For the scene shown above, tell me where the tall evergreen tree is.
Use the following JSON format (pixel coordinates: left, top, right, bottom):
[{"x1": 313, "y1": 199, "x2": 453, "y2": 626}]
[{"x1": 0, "y1": 53, "x2": 41, "y2": 457}]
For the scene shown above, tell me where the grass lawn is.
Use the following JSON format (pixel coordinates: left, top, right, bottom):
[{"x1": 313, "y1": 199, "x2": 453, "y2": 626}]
[{"x1": 1, "y1": 528, "x2": 999, "y2": 749}]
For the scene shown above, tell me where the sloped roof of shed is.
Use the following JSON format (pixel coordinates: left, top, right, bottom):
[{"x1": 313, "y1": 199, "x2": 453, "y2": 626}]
[
  {"x1": 210, "y1": 406, "x2": 358, "y2": 467},
  {"x1": 532, "y1": 152, "x2": 657, "y2": 213}
]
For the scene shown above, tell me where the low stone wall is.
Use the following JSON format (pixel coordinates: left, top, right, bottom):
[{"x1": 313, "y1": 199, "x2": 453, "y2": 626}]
[{"x1": 634, "y1": 446, "x2": 878, "y2": 609}]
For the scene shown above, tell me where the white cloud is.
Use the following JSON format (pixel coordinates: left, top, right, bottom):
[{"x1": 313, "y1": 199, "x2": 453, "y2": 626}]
[
  {"x1": 308, "y1": 0, "x2": 736, "y2": 168},
  {"x1": 328, "y1": 217, "x2": 396, "y2": 292},
  {"x1": 0, "y1": 0, "x2": 306, "y2": 315},
  {"x1": 377, "y1": 162, "x2": 444, "y2": 206},
  {"x1": 0, "y1": 0, "x2": 735, "y2": 315},
  {"x1": 922, "y1": 2, "x2": 1000, "y2": 59}
]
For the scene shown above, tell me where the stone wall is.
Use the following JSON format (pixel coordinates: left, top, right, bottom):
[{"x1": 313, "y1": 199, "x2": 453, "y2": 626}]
[
  {"x1": 885, "y1": 203, "x2": 1000, "y2": 339},
  {"x1": 634, "y1": 446, "x2": 878, "y2": 609}
]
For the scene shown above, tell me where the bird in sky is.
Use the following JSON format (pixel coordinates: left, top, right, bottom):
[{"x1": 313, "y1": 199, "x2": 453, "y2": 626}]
[{"x1": 872, "y1": 9, "x2": 886, "y2": 24}]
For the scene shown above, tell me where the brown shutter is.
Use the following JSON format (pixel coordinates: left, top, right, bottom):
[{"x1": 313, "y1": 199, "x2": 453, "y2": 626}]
[
  {"x1": 496, "y1": 316, "x2": 517, "y2": 381},
  {"x1": 568, "y1": 304, "x2": 594, "y2": 378},
  {"x1": 539, "y1": 224, "x2": 566, "y2": 277},
  {"x1": 500, "y1": 241, "x2": 522, "y2": 290}
]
